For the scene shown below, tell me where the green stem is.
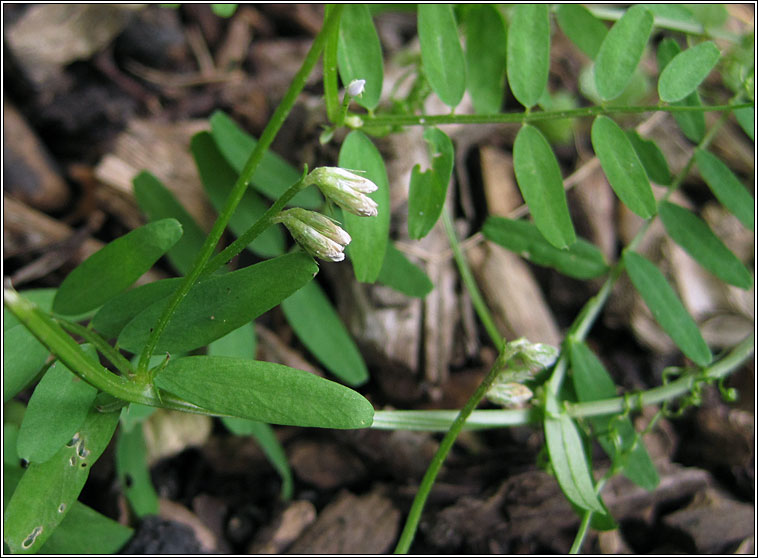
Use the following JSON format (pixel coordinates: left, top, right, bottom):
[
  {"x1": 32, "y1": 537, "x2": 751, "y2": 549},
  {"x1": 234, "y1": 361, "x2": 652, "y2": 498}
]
[
  {"x1": 4, "y1": 288, "x2": 244, "y2": 417},
  {"x1": 136, "y1": 6, "x2": 344, "y2": 379},
  {"x1": 372, "y1": 332, "x2": 754, "y2": 432},
  {"x1": 323, "y1": 4, "x2": 341, "y2": 123},
  {"x1": 586, "y1": 6, "x2": 742, "y2": 42},
  {"x1": 58, "y1": 319, "x2": 135, "y2": 376},
  {"x1": 394, "y1": 349, "x2": 509, "y2": 553},
  {"x1": 357, "y1": 102, "x2": 751, "y2": 130},
  {"x1": 200, "y1": 172, "x2": 308, "y2": 276},
  {"x1": 442, "y1": 210, "x2": 504, "y2": 351},
  {"x1": 570, "y1": 509, "x2": 594, "y2": 554}
]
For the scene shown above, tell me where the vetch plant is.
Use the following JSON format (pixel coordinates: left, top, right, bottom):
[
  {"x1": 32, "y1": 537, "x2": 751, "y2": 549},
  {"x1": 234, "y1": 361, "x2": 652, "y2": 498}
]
[{"x1": 3, "y1": 4, "x2": 754, "y2": 554}]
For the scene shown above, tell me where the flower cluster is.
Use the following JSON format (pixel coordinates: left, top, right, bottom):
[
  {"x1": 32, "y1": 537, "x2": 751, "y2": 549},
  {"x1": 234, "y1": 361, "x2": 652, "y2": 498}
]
[
  {"x1": 273, "y1": 208, "x2": 351, "y2": 263},
  {"x1": 274, "y1": 167, "x2": 379, "y2": 263},
  {"x1": 305, "y1": 167, "x2": 378, "y2": 217}
]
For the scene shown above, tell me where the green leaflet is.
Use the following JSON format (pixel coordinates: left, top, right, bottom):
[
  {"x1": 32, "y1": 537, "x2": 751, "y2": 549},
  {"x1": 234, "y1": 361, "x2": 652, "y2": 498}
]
[
  {"x1": 555, "y1": 4, "x2": 607, "y2": 60},
  {"x1": 38, "y1": 500, "x2": 133, "y2": 554},
  {"x1": 155, "y1": 356, "x2": 375, "y2": 429},
  {"x1": 4, "y1": 405, "x2": 120, "y2": 554},
  {"x1": 4, "y1": 289, "x2": 55, "y2": 402},
  {"x1": 208, "y1": 322, "x2": 257, "y2": 360},
  {"x1": 659, "y1": 201, "x2": 752, "y2": 289},
  {"x1": 513, "y1": 125, "x2": 576, "y2": 249},
  {"x1": 133, "y1": 171, "x2": 209, "y2": 275},
  {"x1": 482, "y1": 217, "x2": 608, "y2": 279},
  {"x1": 464, "y1": 5, "x2": 507, "y2": 114},
  {"x1": 208, "y1": 111, "x2": 321, "y2": 209},
  {"x1": 408, "y1": 127, "x2": 455, "y2": 240},
  {"x1": 91, "y1": 278, "x2": 182, "y2": 339},
  {"x1": 191, "y1": 131, "x2": 285, "y2": 258},
  {"x1": 115, "y1": 426, "x2": 159, "y2": 517},
  {"x1": 377, "y1": 242, "x2": 434, "y2": 298},
  {"x1": 53, "y1": 219, "x2": 182, "y2": 316},
  {"x1": 623, "y1": 251, "x2": 712, "y2": 367},
  {"x1": 221, "y1": 418, "x2": 293, "y2": 500},
  {"x1": 687, "y1": 4, "x2": 728, "y2": 28},
  {"x1": 657, "y1": 39, "x2": 705, "y2": 142},
  {"x1": 694, "y1": 148, "x2": 755, "y2": 231},
  {"x1": 281, "y1": 280, "x2": 368, "y2": 387},
  {"x1": 4, "y1": 460, "x2": 133, "y2": 555},
  {"x1": 417, "y1": 4, "x2": 466, "y2": 108},
  {"x1": 569, "y1": 341, "x2": 659, "y2": 491},
  {"x1": 338, "y1": 130, "x2": 390, "y2": 283},
  {"x1": 118, "y1": 252, "x2": 318, "y2": 354},
  {"x1": 591, "y1": 116, "x2": 657, "y2": 218},
  {"x1": 544, "y1": 412, "x2": 606, "y2": 514},
  {"x1": 337, "y1": 4, "x2": 383, "y2": 110},
  {"x1": 626, "y1": 131, "x2": 672, "y2": 185},
  {"x1": 658, "y1": 41, "x2": 720, "y2": 103},
  {"x1": 734, "y1": 107, "x2": 754, "y2": 141},
  {"x1": 595, "y1": 5, "x2": 654, "y2": 101},
  {"x1": 506, "y1": 4, "x2": 550, "y2": 108},
  {"x1": 16, "y1": 345, "x2": 99, "y2": 464}
]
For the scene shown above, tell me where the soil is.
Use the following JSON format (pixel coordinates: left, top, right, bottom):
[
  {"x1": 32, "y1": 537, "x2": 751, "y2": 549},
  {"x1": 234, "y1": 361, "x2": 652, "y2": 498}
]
[{"x1": 3, "y1": 4, "x2": 754, "y2": 555}]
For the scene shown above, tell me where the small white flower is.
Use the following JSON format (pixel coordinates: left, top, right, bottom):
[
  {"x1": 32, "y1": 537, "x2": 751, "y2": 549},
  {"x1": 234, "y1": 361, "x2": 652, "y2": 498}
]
[
  {"x1": 347, "y1": 79, "x2": 366, "y2": 97},
  {"x1": 305, "y1": 167, "x2": 379, "y2": 217},
  {"x1": 273, "y1": 208, "x2": 351, "y2": 263}
]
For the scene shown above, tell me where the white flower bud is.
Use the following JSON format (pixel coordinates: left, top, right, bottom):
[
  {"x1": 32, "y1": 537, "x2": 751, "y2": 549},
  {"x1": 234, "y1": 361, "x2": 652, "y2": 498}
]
[
  {"x1": 486, "y1": 381, "x2": 534, "y2": 408},
  {"x1": 273, "y1": 208, "x2": 351, "y2": 262},
  {"x1": 347, "y1": 79, "x2": 366, "y2": 97},
  {"x1": 305, "y1": 167, "x2": 379, "y2": 217}
]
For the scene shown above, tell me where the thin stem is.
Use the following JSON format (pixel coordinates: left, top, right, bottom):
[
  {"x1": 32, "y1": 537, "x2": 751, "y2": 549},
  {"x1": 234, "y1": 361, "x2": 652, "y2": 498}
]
[
  {"x1": 356, "y1": 102, "x2": 752, "y2": 130},
  {"x1": 442, "y1": 210, "x2": 503, "y2": 351},
  {"x1": 394, "y1": 349, "x2": 509, "y2": 553},
  {"x1": 323, "y1": 4, "x2": 341, "y2": 123},
  {"x1": 4, "y1": 288, "x2": 245, "y2": 417},
  {"x1": 136, "y1": 6, "x2": 344, "y2": 378},
  {"x1": 58, "y1": 319, "x2": 135, "y2": 376},
  {"x1": 586, "y1": 6, "x2": 742, "y2": 42},
  {"x1": 201, "y1": 172, "x2": 308, "y2": 276},
  {"x1": 370, "y1": 332, "x2": 753, "y2": 431},
  {"x1": 570, "y1": 509, "x2": 594, "y2": 554}
]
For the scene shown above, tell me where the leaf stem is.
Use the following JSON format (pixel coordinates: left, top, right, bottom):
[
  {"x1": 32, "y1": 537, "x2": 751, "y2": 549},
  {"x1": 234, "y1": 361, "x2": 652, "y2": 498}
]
[
  {"x1": 393, "y1": 348, "x2": 509, "y2": 553},
  {"x1": 58, "y1": 319, "x2": 135, "y2": 376},
  {"x1": 200, "y1": 170, "x2": 309, "y2": 276},
  {"x1": 136, "y1": 6, "x2": 344, "y2": 379},
  {"x1": 357, "y1": 102, "x2": 752, "y2": 130},
  {"x1": 323, "y1": 4, "x2": 342, "y2": 123},
  {"x1": 372, "y1": 332, "x2": 753, "y2": 431},
  {"x1": 442, "y1": 210, "x2": 504, "y2": 351}
]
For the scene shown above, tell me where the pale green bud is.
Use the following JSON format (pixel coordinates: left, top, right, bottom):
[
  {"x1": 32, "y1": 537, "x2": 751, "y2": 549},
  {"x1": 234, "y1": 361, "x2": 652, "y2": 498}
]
[
  {"x1": 273, "y1": 208, "x2": 351, "y2": 262},
  {"x1": 347, "y1": 79, "x2": 366, "y2": 97},
  {"x1": 305, "y1": 167, "x2": 378, "y2": 217},
  {"x1": 486, "y1": 380, "x2": 534, "y2": 408},
  {"x1": 500, "y1": 338, "x2": 559, "y2": 382}
]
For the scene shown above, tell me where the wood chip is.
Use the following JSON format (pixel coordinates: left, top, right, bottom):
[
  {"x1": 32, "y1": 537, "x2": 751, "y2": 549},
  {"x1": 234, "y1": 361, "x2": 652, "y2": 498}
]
[
  {"x1": 288, "y1": 487, "x2": 400, "y2": 554},
  {"x1": 248, "y1": 500, "x2": 317, "y2": 554},
  {"x1": 663, "y1": 487, "x2": 755, "y2": 552},
  {"x1": 4, "y1": 100, "x2": 69, "y2": 211},
  {"x1": 7, "y1": 4, "x2": 141, "y2": 90},
  {"x1": 288, "y1": 439, "x2": 366, "y2": 491},
  {"x1": 94, "y1": 118, "x2": 217, "y2": 231}
]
